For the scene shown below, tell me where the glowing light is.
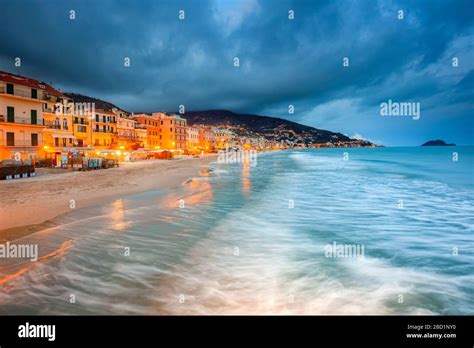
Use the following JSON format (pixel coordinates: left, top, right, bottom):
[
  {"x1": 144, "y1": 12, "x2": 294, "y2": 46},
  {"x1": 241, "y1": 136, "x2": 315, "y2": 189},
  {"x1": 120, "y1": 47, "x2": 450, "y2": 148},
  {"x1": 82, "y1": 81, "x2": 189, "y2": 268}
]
[
  {"x1": 116, "y1": 150, "x2": 121, "y2": 155},
  {"x1": 43, "y1": 145, "x2": 49, "y2": 149},
  {"x1": 119, "y1": 146, "x2": 125, "y2": 150},
  {"x1": 96, "y1": 151, "x2": 101, "y2": 155}
]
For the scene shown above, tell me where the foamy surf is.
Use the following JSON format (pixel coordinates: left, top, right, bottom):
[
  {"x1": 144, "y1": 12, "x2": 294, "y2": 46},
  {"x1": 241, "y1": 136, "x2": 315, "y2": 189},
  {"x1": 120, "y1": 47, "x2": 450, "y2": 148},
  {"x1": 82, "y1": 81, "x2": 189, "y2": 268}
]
[{"x1": 0, "y1": 147, "x2": 472, "y2": 314}]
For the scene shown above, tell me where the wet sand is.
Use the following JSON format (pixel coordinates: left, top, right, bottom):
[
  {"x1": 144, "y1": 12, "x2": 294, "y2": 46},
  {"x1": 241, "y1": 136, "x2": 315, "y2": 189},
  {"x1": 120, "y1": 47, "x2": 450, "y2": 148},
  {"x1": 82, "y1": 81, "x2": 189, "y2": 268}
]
[{"x1": 0, "y1": 156, "x2": 216, "y2": 241}]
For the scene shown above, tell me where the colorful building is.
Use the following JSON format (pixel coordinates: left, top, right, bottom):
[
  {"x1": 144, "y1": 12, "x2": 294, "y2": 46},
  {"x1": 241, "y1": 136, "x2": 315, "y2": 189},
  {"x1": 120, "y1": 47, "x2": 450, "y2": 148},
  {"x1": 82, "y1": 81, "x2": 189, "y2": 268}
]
[
  {"x1": 152, "y1": 112, "x2": 187, "y2": 151},
  {"x1": 0, "y1": 71, "x2": 58, "y2": 160},
  {"x1": 117, "y1": 116, "x2": 138, "y2": 150},
  {"x1": 186, "y1": 126, "x2": 199, "y2": 153},
  {"x1": 213, "y1": 128, "x2": 234, "y2": 150},
  {"x1": 198, "y1": 126, "x2": 215, "y2": 152},
  {"x1": 131, "y1": 114, "x2": 160, "y2": 149},
  {"x1": 92, "y1": 109, "x2": 117, "y2": 149}
]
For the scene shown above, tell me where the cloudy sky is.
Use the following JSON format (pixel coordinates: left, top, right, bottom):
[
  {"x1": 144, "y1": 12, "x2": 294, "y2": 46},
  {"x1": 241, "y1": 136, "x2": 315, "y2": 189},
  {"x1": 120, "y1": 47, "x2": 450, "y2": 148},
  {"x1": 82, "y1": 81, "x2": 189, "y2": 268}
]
[{"x1": 0, "y1": 0, "x2": 472, "y2": 146}]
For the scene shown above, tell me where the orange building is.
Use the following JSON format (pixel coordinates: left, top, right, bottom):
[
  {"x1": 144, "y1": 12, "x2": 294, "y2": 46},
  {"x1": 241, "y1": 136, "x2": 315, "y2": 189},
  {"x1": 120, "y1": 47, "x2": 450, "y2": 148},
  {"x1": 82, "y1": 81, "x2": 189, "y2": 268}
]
[
  {"x1": 131, "y1": 114, "x2": 160, "y2": 149},
  {"x1": 152, "y1": 112, "x2": 187, "y2": 151},
  {"x1": 198, "y1": 126, "x2": 215, "y2": 152}
]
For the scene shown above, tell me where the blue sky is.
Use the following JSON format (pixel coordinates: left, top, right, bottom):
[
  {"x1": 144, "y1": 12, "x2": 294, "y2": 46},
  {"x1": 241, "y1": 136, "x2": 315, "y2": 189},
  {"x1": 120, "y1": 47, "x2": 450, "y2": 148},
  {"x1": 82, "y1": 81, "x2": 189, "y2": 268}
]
[{"x1": 0, "y1": 0, "x2": 472, "y2": 146}]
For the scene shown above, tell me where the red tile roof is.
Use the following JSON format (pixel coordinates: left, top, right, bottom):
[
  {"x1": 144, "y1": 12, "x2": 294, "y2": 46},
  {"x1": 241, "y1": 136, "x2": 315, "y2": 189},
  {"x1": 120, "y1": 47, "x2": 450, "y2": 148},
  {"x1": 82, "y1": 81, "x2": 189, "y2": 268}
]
[{"x1": 0, "y1": 70, "x2": 66, "y2": 98}]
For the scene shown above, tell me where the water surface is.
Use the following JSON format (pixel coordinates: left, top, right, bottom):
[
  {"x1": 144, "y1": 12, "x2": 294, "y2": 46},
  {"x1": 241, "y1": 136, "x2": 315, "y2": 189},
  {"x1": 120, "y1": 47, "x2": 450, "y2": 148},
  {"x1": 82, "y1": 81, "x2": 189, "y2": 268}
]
[{"x1": 0, "y1": 147, "x2": 473, "y2": 314}]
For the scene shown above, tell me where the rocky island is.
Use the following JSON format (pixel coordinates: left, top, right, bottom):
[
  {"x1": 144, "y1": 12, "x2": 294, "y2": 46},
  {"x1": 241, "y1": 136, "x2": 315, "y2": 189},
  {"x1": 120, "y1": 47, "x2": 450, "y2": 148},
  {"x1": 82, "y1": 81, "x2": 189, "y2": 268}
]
[{"x1": 421, "y1": 140, "x2": 456, "y2": 146}]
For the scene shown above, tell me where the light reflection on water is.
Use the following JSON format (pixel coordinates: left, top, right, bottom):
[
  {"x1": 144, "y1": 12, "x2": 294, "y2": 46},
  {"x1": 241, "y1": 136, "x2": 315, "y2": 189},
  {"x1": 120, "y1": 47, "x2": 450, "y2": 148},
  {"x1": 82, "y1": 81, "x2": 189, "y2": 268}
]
[{"x1": 0, "y1": 147, "x2": 473, "y2": 315}]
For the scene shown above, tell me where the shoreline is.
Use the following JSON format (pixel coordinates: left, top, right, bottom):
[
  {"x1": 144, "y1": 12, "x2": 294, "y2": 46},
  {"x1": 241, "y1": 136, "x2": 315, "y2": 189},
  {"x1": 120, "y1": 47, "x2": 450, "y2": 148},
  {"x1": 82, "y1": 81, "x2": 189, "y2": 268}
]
[{"x1": 0, "y1": 155, "x2": 216, "y2": 241}]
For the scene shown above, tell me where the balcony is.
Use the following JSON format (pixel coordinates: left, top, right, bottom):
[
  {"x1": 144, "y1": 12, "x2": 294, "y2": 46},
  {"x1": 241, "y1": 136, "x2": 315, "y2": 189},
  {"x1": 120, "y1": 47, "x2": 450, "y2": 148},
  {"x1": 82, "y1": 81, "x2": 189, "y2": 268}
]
[
  {"x1": 0, "y1": 86, "x2": 46, "y2": 101},
  {"x1": 1, "y1": 140, "x2": 41, "y2": 147},
  {"x1": 0, "y1": 115, "x2": 43, "y2": 126},
  {"x1": 43, "y1": 121, "x2": 70, "y2": 130},
  {"x1": 74, "y1": 124, "x2": 88, "y2": 133},
  {"x1": 73, "y1": 119, "x2": 90, "y2": 125},
  {"x1": 93, "y1": 129, "x2": 117, "y2": 134}
]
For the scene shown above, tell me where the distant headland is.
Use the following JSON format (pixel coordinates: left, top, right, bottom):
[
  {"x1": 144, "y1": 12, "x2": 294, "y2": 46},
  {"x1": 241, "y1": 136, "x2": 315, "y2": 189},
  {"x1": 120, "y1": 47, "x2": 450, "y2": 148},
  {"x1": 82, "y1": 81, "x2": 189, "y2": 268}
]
[{"x1": 421, "y1": 140, "x2": 456, "y2": 146}]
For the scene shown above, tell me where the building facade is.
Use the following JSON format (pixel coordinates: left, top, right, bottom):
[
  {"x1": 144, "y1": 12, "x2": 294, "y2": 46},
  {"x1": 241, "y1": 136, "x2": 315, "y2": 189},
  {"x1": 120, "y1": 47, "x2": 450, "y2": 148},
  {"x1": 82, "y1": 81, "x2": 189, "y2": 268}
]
[
  {"x1": 186, "y1": 126, "x2": 199, "y2": 152},
  {"x1": 152, "y1": 112, "x2": 187, "y2": 151},
  {"x1": 131, "y1": 114, "x2": 160, "y2": 149},
  {"x1": 0, "y1": 71, "x2": 58, "y2": 160},
  {"x1": 92, "y1": 109, "x2": 117, "y2": 149}
]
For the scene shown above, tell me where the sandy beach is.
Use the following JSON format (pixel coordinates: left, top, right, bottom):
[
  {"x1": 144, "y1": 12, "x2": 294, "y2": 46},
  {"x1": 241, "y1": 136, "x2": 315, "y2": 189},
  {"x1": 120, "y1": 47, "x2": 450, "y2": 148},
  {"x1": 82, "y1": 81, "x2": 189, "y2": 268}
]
[{"x1": 0, "y1": 156, "x2": 216, "y2": 241}]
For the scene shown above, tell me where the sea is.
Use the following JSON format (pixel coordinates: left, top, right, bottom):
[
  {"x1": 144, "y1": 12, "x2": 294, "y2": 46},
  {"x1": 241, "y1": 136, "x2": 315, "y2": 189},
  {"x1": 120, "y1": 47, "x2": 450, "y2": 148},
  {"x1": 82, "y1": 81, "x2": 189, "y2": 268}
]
[{"x1": 0, "y1": 147, "x2": 473, "y2": 315}]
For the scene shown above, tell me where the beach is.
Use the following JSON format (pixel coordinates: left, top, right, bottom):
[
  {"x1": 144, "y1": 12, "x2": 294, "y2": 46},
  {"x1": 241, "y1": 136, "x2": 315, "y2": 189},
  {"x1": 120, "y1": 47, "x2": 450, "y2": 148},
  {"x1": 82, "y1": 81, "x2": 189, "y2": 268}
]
[
  {"x1": 0, "y1": 155, "x2": 216, "y2": 240},
  {"x1": 0, "y1": 147, "x2": 472, "y2": 315}
]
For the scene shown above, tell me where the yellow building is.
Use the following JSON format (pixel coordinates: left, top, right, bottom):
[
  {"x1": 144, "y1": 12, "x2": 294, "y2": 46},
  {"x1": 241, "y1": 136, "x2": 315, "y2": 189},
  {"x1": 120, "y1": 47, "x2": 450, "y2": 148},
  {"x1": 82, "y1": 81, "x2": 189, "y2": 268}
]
[
  {"x1": 0, "y1": 71, "x2": 59, "y2": 161},
  {"x1": 72, "y1": 112, "x2": 92, "y2": 149},
  {"x1": 92, "y1": 109, "x2": 117, "y2": 149}
]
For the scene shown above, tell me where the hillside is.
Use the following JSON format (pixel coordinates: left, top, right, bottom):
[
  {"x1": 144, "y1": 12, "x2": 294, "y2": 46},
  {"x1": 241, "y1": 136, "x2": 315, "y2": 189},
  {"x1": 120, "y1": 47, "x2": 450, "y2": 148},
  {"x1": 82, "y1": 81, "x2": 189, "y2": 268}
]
[
  {"x1": 63, "y1": 93, "x2": 373, "y2": 147},
  {"x1": 64, "y1": 93, "x2": 125, "y2": 112},
  {"x1": 181, "y1": 110, "x2": 372, "y2": 146}
]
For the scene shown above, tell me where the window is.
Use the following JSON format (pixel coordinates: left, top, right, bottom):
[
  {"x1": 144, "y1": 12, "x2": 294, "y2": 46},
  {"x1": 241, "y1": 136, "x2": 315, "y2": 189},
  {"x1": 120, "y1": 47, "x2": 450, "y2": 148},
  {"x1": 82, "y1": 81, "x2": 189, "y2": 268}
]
[
  {"x1": 6, "y1": 83, "x2": 14, "y2": 95},
  {"x1": 6, "y1": 132, "x2": 14, "y2": 146},
  {"x1": 95, "y1": 114, "x2": 99, "y2": 122},
  {"x1": 95, "y1": 125, "x2": 99, "y2": 131},
  {"x1": 62, "y1": 138, "x2": 67, "y2": 147},
  {"x1": 55, "y1": 117, "x2": 60, "y2": 128},
  {"x1": 31, "y1": 89, "x2": 37, "y2": 99},
  {"x1": 63, "y1": 118, "x2": 68, "y2": 130},
  {"x1": 161, "y1": 121, "x2": 163, "y2": 125},
  {"x1": 31, "y1": 110, "x2": 37, "y2": 124},
  {"x1": 170, "y1": 128, "x2": 173, "y2": 132},
  {"x1": 55, "y1": 138, "x2": 59, "y2": 146},
  {"x1": 7, "y1": 106, "x2": 14, "y2": 122},
  {"x1": 31, "y1": 133, "x2": 38, "y2": 146}
]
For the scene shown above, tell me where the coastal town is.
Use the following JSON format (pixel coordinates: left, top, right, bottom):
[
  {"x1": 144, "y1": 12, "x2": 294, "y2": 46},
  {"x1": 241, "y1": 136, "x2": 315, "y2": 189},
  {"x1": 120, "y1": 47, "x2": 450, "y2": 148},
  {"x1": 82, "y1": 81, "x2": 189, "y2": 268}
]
[{"x1": 0, "y1": 70, "x2": 375, "y2": 174}]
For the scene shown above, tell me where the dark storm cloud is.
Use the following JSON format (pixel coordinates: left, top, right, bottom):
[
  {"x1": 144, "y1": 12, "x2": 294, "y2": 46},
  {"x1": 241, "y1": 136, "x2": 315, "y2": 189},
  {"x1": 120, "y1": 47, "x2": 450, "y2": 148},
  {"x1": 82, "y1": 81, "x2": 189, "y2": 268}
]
[{"x1": 0, "y1": 0, "x2": 473, "y2": 145}]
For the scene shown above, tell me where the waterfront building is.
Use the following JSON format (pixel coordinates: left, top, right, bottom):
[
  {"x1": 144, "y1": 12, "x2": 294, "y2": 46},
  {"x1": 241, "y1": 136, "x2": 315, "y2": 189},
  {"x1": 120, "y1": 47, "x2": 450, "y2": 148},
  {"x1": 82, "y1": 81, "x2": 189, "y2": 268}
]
[
  {"x1": 152, "y1": 112, "x2": 187, "y2": 151},
  {"x1": 0, "y1": 71, "x2": 56, "y2": 160},
  {"x1": 186, "y1": 126, "x2": 199, "y2": 152},
  {"x1": 197, "y1": 125, "x2": 215, "y2": 152},
  {"x1": 117, "y1": 116, "x2": 138, "y2": 150},
  {"x1": 131, "y1": 113, "x2": 160, "y2": 149},
  {"x1": 92, "y1": 109, "x2": 117, "y2": 149},
  {"x1": 213, "y1": 128, "x2": 234, "y2": 150}
]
